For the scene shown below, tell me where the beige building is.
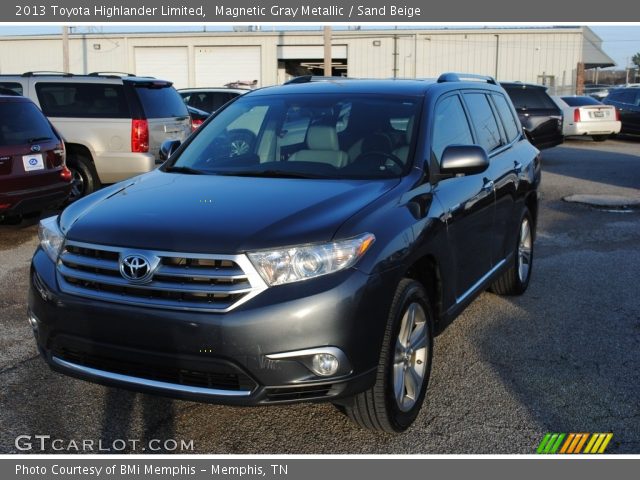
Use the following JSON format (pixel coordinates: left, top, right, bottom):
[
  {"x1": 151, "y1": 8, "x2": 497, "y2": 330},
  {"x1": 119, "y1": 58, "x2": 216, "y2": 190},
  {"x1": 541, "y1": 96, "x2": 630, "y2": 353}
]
[{"x1": 0, "y1": 27, "x2": 614, "y2": 94}]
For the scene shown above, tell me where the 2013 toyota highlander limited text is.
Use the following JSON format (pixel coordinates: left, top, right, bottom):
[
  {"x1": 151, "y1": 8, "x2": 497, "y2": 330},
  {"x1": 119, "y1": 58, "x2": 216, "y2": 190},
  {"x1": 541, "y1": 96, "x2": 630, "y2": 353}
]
[{"x1": 29, "y1": 74, "x2": 541, "y2": 433}]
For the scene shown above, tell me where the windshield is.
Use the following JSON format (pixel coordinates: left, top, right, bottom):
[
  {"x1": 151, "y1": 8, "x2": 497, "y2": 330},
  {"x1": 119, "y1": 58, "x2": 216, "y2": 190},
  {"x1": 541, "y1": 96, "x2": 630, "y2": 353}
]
[{"x1": 168, "y1": 93, "x2": 421, "y2": 179}]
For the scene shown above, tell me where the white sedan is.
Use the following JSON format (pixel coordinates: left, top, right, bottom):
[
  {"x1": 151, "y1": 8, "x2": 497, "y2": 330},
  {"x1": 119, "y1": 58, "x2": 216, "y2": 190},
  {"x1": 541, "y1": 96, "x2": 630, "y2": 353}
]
[{"x1": 553, "y1": 96, "x2": 621, "y2": 142}]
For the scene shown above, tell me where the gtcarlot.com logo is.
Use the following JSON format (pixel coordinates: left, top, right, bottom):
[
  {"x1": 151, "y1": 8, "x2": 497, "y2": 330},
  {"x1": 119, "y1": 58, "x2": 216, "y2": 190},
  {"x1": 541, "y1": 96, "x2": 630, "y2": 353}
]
[
  {"x1": 537, "y1": 433, "x2": 613, "y2": 454},
  {"x1": 15, "y1": 435, "x2": 195, "y2": 452}
]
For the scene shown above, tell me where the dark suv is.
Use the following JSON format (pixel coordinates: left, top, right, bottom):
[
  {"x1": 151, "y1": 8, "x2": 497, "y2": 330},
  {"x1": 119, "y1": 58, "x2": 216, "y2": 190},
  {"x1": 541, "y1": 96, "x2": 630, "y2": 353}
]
[
  {"x1": 501, "y1": 82, "x2": 564, "y2": 150},
  {"x1": 0, "y1": 95, "x2": 71, "y2": 220},
  {"x1": 603, "y1": 87, "x2": 640, "y2": 135},
  {"x1": 29, "y1": 74, "x2": 541, "y2": 433}
]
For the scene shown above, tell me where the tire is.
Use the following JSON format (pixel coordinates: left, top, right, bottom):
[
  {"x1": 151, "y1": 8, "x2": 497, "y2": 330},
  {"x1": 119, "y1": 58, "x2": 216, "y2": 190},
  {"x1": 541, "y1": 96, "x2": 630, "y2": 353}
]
[
  {"x1": 592, "y1": 135, "x2": 609, "y2": 142},
  {"x1": 490, "y1": 209, "x2": 534, "y2": 296},
  {"x1": 342, "y1": 279, "x2": 434, "y2": 433},
  {"x1": 67, "y1": 155, "x2": 100, "y2": 202}
]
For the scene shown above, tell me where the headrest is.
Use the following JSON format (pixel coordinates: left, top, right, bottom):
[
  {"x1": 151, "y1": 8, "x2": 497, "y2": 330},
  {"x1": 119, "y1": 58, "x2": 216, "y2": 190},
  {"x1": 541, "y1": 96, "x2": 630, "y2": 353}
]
[{"x1": 306, "y1": 125, "x2": 340, "y2": 151}]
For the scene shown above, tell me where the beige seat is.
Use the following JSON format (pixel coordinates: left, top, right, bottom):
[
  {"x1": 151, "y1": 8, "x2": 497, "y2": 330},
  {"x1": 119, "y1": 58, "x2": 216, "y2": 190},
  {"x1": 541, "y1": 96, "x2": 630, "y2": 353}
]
[
  {"x1": 392, "y1": 116, "x2": 415, "y2": 164},
  {"x1": 289, "y1": 125, "x2": 349, "y2": 168}
]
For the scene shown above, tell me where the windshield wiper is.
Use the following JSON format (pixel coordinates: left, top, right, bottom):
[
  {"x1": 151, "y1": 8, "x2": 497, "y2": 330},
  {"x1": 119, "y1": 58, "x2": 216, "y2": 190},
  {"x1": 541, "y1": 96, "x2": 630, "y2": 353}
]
[
  {"x1": 164, "y1": 165, "x2": 206, "y2": 175},
  {"x1": 215, "y1": 170, "x2": 328, "y2": 179},
  {"x1": 27, "y1": 136, "x2": 52, "y2": 143}
]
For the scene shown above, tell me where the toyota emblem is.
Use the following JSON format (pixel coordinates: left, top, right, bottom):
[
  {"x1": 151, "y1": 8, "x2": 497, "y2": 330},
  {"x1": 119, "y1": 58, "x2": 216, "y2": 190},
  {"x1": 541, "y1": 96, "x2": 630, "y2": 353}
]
[{"x1": 120, "y1": 254, "x2": 154, "y2": 283}]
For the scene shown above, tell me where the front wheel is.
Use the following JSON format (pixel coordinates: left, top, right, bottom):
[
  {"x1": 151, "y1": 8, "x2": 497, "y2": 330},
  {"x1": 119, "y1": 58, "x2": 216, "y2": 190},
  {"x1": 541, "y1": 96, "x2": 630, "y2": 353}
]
[
  {"x1": 341, "y1": 279, "x2": 434, "y2": 432},
  {"x1": 490, "y1": 209, "x2": 534, "y2": 295}
]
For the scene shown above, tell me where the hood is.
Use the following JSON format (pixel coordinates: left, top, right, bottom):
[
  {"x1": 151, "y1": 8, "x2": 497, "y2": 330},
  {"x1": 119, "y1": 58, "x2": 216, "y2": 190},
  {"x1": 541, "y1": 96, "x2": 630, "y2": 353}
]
[{"x1": 60, "y1": 170, "x2": 398, "y2": 253}]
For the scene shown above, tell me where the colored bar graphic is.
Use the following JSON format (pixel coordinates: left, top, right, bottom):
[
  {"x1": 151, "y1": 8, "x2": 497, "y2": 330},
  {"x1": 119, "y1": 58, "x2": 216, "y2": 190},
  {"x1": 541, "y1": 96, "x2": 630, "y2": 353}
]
[{"x1": 538, "y1": 433, "x2": 613, "y2": 454}]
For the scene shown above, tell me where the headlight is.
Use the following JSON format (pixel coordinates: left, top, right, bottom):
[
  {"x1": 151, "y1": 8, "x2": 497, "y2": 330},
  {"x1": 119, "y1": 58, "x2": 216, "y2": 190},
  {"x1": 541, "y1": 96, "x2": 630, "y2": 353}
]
[
  {"x1": 38, "y1": 216, "x2": 65, "y2": 262},
  {"x1": 248, "y1": 233, "x2": 375, "y2": 286}
]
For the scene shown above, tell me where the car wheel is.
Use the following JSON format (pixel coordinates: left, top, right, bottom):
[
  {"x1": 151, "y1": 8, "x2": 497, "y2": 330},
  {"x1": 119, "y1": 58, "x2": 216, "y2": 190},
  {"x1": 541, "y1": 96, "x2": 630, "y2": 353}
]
[
  {"x1": 341, "y1": 279, "x2": 433, "y2": 432},
  {"x1": 490, "y1": 209, "x2": 534, "y2": 296},
  {"x1": 67, "y1": 155, "x2": 100, "y2": 202},
  {"x1": 592, "y1": 135, "x2": 609, "y2": 142}
]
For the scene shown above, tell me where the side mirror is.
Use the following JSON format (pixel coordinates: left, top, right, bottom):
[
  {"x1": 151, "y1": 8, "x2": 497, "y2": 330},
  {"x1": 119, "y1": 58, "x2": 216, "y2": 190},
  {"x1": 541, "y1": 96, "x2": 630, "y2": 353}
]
[
  {"x1": 159, "y1": 140, "x2": 181, "y2": 163},
  {"x1": 440, "y1": 145, "x2": 489, "y2": 176}
]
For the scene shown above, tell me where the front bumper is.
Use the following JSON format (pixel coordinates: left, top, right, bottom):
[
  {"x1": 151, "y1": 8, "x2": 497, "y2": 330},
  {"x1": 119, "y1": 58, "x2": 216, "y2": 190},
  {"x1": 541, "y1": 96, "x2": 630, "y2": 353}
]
[{"x1": 29, "y1": 248, "x2": 397, "y2": 405}]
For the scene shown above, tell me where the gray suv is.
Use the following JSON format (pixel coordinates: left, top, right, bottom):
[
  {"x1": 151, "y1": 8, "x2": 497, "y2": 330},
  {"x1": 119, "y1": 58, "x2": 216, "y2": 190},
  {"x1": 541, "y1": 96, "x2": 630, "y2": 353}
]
[{"x1": 0, "y1": 73, "x2": 191, "y2": 200}]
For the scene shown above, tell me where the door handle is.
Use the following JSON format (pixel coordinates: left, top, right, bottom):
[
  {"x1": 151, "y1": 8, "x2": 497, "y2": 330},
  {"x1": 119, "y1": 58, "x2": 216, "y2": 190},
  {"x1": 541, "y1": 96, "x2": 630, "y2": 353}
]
[{"x1": 482, "y1": 179, "x2": 495, "y2": 192}]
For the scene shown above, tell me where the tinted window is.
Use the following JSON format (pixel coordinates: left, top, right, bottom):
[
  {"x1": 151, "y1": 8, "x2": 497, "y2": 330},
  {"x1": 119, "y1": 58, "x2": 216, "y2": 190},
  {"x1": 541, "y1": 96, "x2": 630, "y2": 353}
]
[
  {"x1": 36, "y1": 83, "x2": 130, "y2": 118},
  {"x1": 0, "y1": 102, "x2": 57, "y2": 146},
  {"x1": 172, "y1": 94, "x2": 420, "y2": 179},
  {"x1": 135, "y1": 85, "x2": 189, "y2": 118},
  {"x1": 503, "y1": 86, "x2": 557, "y2": 110},
  {"x1": 492, "y1": 94, "x2": 520, "y2": 143},
  {"x1": 211, "y1": 92, "x2": 237, "y2": 111},
  {"x1": 0, "y1": 82, "x2": 23, "y2": 95},
  {"x1": 432, "y1": 95, "x2": 474, "y2": 162},
  {"x1": 562, "y1": 96, "x2": 602, "y2": 106},
  {"x1": 464, "y1": 93, "x2": 503, "y2": 152}
]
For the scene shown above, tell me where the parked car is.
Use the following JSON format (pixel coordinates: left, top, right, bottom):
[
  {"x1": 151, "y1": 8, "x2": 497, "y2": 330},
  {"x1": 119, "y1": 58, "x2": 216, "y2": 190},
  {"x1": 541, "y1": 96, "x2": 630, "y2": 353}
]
[
  {"x1": 29, "y1": 73, "x2": 541, "y2": 433},
  {"x1": 0, "y1": 72, "x2": 191, "y2": 201},
  {"x1": 178, "y1": 87, "x2": 248, "y2": 114},
  {"x1": 186, "y1": 105, "x2": 210, "y2": 131},
  {"x1": 0, "y1": 94, "x2": 71, "y2": 220},
  {"x1": 583, "y1": 83, "x2": 612, "y2": 101},
  {"x1": 603, "y1": 87, "x2": 640, "y2": 135},
  {"x1": 501, "y1": 82, "x2": 564, "y2": 150},
  {"x1": 552, "y1": 96, "x2": 621, "y2": 141}
]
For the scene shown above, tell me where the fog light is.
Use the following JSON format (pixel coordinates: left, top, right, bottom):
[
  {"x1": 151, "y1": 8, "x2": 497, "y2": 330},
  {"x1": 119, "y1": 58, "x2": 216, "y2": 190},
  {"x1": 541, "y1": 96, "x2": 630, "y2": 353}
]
[
  {"x1": 311, "y1": 353, "x2": 339, "y2": 377},
  {"x1": 27, "y1": 312, "x2": 39, "y2": 332}
]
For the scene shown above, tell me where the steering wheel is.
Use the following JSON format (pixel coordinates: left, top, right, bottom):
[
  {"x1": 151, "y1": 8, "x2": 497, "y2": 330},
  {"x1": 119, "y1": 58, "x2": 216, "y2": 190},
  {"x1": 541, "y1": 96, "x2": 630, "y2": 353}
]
[
  {"x1": 354, "y1": 151, "x2": 404, "y2": 171},
  {"x1": 225, "y1": 129, "x2": 256, "y2": 157}
]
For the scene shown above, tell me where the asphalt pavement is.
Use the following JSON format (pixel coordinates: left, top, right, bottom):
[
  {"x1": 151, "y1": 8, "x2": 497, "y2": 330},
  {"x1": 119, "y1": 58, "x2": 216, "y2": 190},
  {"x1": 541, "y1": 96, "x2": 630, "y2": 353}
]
[{"x1": 1, "y1": 136, "x2": 638, "y2": 454}]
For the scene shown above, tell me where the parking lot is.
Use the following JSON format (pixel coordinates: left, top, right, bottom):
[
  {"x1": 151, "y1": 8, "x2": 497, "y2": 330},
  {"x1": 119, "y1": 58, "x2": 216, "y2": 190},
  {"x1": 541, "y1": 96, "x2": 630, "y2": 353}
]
[{"x1": 0, "y1": 136, "x2": 639, "y2": 454}]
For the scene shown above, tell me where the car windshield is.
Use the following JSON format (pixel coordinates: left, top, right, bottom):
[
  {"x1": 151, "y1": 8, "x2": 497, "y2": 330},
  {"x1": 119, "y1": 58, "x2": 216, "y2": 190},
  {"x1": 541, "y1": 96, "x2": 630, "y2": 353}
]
[
  {"x1": 168, "y1": 93, "x2": 421, "y2": 179},
  {"x1": 561, "y1": 96, "x2": 602, "y2": 107}
]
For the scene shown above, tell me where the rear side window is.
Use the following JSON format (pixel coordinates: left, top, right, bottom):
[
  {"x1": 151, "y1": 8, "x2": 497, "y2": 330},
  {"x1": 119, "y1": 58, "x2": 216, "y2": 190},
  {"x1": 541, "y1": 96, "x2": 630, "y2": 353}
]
[
  {"x1": 504, "y1": 87, "x2": 557, "y2": 110},
  {"x1": 35, "y1": 83, "x2": 130, "y2": 118},
  {"x1": 0, "y1": 101, "x2": 57, "y2": 146},
  {"x1": 492, "y1": 94, "x2": 520, "y2": 143},
  {"x1": 431, "y1": 95, "x2": 474, "y2": 162},
  {"x1": 135, "y1": 85, "x2": 189, "y2": 118},
  {"x1": 211, "y1": 92, "x2": 238, "y2": 111},
  {"x1": 464, "y1": 93, "x2": 503, "y2": 152},
  {"x1": 0, "y1": 82, "x2": 23, "y2": 95}
]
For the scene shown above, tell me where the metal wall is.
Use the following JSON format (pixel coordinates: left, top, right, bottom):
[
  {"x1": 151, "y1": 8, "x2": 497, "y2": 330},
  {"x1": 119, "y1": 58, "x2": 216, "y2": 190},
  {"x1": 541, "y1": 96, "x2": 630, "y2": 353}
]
[{"x1": 0, "y1": 28, "x2": 593, "y2": 94}]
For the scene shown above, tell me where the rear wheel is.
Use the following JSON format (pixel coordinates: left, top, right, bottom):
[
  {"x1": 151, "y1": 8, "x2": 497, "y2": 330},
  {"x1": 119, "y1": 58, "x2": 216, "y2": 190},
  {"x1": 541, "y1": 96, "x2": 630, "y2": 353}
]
[
  {"x1": 67, "y1": 155, "x2": 100, "y2": 202},
  {"x1": 490, "y1": 209, "x2": 534, "y2": 295},
  {"x1": 341, "y1": 279, "x2": 433, "y2": 432},
  {"x1": 592, "y1": 135, "x2": 609, "y2": 142}
]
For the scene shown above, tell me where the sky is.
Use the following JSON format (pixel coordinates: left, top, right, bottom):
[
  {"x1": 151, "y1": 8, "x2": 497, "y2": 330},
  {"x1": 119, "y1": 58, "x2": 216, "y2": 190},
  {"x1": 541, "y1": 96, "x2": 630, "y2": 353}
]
[{"x1": 0, "y1": 25, "x2": 638, "y2": 69}]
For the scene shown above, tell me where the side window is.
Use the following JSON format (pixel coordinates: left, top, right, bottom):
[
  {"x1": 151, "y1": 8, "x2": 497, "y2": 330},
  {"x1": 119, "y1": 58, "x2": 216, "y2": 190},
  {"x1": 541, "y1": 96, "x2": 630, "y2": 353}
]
[
  {"x1": 0, "y1": 82, "x2": 24, "y2": 95},
  {"x1": 464, "y1": 93, "x2": 503, "y2": 152},
  {"x1": 35, "y1": 83, "x2": 129, "y2": 118},
  {"x1": 492, "y1": 94, "x2": 520, "y2": 143},
  {"x1": 431, "y1": 95, "x2": 474, "y2": 163}
]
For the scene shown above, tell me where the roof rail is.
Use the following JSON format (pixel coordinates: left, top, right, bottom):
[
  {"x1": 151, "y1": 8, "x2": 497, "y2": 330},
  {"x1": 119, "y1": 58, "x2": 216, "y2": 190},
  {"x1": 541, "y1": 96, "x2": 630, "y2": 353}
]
[
  {"x1": 22, "y1": 71, "x2": 74, "y2": 77},
  {"x1": 88, "y1": 71, "x2": 137, "y2": 77},
  {"x1": 437, "y1": 72, "x2": 497, "y2": 85},
  {"x1": 284, "y1": 75, "x2": 352, "y2": 85}
]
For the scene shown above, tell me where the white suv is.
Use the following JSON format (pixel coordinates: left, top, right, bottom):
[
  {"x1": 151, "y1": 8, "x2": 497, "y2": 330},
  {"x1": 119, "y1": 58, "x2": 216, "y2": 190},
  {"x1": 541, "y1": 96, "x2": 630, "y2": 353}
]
[{"x1": 0, "y1": 72, "x2": 191, "y2": 200}]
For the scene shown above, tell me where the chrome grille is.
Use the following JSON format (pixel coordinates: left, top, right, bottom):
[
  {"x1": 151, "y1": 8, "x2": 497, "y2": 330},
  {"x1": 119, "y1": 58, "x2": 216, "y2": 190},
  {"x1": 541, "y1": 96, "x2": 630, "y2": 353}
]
[{"x1": 57, "y1": 241, "x2": 267, "y2": 312}]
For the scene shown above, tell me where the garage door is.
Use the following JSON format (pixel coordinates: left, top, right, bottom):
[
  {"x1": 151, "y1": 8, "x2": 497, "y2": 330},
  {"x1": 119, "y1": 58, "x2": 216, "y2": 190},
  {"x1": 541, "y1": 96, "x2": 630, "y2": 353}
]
[
  {"x1": 134, "y1": 47, "x2": 189, "y2": 89},
  {"x1": 195, "y1": 46, "x2": 261, "y2": 88}
]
